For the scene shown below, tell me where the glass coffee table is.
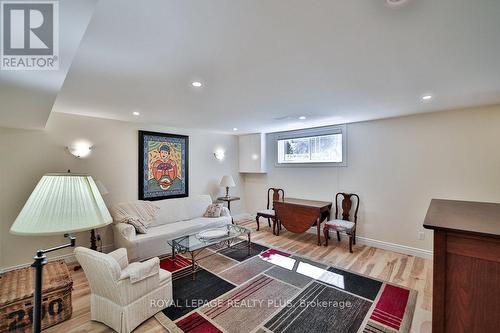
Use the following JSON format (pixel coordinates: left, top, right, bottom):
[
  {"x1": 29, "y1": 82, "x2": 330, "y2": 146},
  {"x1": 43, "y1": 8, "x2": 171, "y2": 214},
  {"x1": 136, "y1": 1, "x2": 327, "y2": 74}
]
[{"x1": 167, "y1": 224, "x2": 251, "y2": 279}]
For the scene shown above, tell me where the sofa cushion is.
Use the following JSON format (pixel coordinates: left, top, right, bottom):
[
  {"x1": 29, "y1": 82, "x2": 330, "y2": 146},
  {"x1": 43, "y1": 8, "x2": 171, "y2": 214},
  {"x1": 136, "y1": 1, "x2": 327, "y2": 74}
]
[
  {"x1": 151, "y1": 195, "x2": 212, "y2": 226},
  {"x1": 184, "y1": 195, "x2": 213, "y2": 220},
  {"x1": 137, "y1": 215, "x2": 230, "y2": 242}
]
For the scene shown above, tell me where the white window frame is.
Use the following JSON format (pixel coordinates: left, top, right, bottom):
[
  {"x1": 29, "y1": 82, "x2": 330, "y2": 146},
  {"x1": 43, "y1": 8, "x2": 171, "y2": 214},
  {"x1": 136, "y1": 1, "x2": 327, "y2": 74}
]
[{"x1": 274, "y1": 125, "x2": 347, "y2": 167}]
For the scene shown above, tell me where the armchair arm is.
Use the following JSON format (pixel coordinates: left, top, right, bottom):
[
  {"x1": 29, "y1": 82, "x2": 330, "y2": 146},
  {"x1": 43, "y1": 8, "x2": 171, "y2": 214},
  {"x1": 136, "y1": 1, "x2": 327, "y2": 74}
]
[
  {"x1": 114, "y1": 222, "x2": 136, "y2": 240},
  {"x1": 220, "y1": 207, "x2": 231, "y2": 217},
  {"x1": 119, "y1": 257, "x2": 160, "y2": 283},
  {"x1": 108, "y1": 248, "x2": 129, "y2": 270}
]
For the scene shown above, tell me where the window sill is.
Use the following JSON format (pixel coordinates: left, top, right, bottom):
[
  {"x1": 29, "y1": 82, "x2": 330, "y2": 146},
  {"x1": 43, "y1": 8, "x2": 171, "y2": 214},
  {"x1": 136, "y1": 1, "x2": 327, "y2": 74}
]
[{"x1": 274, "y1": 161, "x2": 347, "y2": 168}]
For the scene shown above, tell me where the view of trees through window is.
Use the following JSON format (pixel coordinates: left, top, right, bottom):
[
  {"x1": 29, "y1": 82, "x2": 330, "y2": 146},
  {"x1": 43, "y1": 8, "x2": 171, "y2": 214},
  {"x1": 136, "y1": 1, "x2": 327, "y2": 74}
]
[{"x1": 277, "y1": 133, "x2": 342, "y2": 164}]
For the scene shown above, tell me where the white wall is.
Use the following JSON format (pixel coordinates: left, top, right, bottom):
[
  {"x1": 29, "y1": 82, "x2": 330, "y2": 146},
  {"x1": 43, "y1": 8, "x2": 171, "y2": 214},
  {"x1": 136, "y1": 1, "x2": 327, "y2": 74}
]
[
  {"x1": 243, "y1": 105, "x2": 500, "y2": 252},
  {"x1": 2, "y1": 105, "x2": 500, "y2": 268},
  {"x1": 0, "y1": 113, "x2": 243, "y2": 270}
]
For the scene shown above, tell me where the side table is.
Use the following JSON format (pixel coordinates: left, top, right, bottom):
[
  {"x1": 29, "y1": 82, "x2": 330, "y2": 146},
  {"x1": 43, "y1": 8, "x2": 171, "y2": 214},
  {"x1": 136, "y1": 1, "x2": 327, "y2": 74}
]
[{"x1": 216, "y1": 196, "x2": 240, "y2": 212}]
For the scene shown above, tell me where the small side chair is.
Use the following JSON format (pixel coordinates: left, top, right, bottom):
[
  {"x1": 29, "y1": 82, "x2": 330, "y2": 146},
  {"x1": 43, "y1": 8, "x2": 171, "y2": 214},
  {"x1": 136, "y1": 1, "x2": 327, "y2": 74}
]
[
  {"x1": 323, "y1": 192, "x2": 360, "y2": 253},
  {"x1": 256, "y1": 188, "x2": 284, "y2": 233}
]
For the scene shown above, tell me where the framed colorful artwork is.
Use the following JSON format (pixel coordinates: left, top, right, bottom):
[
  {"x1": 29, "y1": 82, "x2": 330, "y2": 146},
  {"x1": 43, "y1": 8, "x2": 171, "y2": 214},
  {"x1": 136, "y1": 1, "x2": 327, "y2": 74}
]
[{"x1": 138, "y1": 130, "x2": 189, "y2": 200}]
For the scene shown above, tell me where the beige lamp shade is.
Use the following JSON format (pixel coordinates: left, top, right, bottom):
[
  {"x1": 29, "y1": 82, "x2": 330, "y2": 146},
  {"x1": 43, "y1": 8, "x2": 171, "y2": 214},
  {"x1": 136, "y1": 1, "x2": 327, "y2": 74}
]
[
  {"x1": 10, "y1": 173, "x2": 112, "y2": 236},
  {"x1": 219, "y1": 175, "x2": 236, "y2": 188}
]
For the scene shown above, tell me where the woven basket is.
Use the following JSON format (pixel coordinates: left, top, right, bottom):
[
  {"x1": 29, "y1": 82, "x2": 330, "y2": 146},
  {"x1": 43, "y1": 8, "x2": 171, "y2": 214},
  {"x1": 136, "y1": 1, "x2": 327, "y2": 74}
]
[{"x1": 0, "y1": 260, "x2": 73, "y2": 332}]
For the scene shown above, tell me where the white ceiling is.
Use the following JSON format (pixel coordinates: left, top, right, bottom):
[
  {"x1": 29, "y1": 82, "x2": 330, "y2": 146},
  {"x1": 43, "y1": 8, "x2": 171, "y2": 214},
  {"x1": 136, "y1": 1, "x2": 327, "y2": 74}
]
[
  {"x1": 0, "y1": 0, "x2": 97, "y2": 129},
  {"x1": 7, "y1": 0, "x2": 500, "y2": 133}
]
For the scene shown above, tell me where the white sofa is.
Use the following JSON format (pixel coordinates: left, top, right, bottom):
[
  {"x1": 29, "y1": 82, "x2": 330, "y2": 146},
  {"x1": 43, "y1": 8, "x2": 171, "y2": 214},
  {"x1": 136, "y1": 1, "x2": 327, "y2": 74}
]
[{"x1": 113, "y1": 195, "x2": 232, "y2": 261}]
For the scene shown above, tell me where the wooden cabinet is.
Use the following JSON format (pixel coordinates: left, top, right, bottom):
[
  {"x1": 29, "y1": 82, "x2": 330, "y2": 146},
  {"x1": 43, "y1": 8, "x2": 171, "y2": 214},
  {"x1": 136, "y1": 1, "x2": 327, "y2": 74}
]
[
  {"x1": 238, "y1": 133, "x2": 266, "y2": 173},
  {"x1": 424, "y1": 199, "x2": 500, "y2": 333}
]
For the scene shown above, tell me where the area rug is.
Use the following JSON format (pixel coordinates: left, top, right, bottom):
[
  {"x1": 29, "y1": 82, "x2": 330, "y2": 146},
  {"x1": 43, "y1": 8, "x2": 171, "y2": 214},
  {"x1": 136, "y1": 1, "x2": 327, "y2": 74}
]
[{"x1": 157, "y1": 241, "x2": 417, "y2": 333}]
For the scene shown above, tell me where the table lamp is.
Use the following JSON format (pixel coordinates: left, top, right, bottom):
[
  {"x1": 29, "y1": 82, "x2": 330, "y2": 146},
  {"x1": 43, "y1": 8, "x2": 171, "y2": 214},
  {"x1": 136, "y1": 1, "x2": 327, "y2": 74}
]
[
  {"x1": 10, "y1": 173, "x2": 112, "y2": 333},
  {"x1": 219, "y1": 175, "x2": 235, "y2": 198}
]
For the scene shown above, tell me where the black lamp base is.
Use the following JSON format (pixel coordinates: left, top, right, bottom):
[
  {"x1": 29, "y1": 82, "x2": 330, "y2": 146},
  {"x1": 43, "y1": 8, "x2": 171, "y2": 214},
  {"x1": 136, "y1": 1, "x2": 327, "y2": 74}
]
[{"x1": 31, "y1": 235, "x2": 76, "y2": 333}]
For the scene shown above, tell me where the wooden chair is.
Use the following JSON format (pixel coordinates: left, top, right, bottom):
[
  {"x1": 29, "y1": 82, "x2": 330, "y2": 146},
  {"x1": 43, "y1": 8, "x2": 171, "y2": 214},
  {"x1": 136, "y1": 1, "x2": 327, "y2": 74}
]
[
  {"x1": 323, "y1": 193, "x2": 360, "y2": 253},
  {"x1": 256, "y1": 188, "x2": 284, "y2": 233}
]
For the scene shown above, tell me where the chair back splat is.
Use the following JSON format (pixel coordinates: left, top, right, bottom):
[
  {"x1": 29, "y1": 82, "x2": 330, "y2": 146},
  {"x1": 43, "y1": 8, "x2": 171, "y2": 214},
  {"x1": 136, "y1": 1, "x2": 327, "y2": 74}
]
[
  {"x1": 268, "y1": 188, "x2": 285, "y2": 209},
  {"x1": 335, "y1": 192, "x2": 359, "y2": 224},
  {"x1": 256, "y1": 188, "x2": 285, "y2": 232},
  {"x1": 326, "y1": 192, "x2": 360, "y2": 252}
]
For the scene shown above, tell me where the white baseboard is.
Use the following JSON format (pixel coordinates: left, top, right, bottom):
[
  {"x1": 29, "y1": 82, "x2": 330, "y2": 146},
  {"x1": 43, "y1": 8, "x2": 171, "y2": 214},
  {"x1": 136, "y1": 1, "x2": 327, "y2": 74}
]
[
  {"x1": 306, "y1": 228, "x2": 433, "y2": 259},
  {"x1": 0, "y1": 244, "x2": 115, "y2": 274},
  {"x1": 350, "y1": 235, "x2": 432, "y2": 259},
  {"x1": 247, "y1": 213, "x2": 432, "y2": 259}
]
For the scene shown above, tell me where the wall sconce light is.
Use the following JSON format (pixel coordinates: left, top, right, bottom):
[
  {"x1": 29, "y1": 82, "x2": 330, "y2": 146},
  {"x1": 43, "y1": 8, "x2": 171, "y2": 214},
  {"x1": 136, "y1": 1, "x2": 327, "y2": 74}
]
[
  {"x1": 251, "y1": 154, "x2": 259, "y2": 160},
  {"x1": 214, "y1": 149, "x2": 225, "y2": 161},
  {"x1": 67, "y1": 143, "x2": 93, "y2": 158}
]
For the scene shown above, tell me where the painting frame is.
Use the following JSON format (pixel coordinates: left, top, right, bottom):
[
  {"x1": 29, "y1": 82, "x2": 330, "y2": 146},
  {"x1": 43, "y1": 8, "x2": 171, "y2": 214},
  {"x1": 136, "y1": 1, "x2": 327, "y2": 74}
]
[{"x1": 138, "y1": 130, "x2": 189, "y2": 201}]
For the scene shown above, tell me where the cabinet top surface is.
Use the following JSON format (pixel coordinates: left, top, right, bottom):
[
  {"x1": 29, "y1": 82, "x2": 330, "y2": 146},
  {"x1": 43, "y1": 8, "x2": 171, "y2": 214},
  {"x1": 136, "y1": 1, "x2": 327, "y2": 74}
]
[{"x1": 423, "y1": 199, "x2": 500, "y2": 237}]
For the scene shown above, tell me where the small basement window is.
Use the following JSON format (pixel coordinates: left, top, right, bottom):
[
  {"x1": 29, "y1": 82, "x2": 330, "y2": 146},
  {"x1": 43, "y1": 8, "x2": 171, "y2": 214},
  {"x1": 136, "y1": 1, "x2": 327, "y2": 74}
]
[{"x1": 275, "y1": 125, "x2": 346, "y2": 167}]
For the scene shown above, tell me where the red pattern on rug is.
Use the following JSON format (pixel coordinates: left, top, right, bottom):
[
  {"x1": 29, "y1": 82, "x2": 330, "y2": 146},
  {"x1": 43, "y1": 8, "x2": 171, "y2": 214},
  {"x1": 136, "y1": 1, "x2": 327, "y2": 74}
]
[
  {"x1": 259, "y1": 248, "x2": 291, "y2": 260},
  {"x1": 160, "y1": 256, "x2": 192, "y2": 273},
  {"x1": 176, "y1": 312, "x2": 222, "y2": 333},
  {"x1": 370, "y1": 284, "x2": 410, "y2": 330}
]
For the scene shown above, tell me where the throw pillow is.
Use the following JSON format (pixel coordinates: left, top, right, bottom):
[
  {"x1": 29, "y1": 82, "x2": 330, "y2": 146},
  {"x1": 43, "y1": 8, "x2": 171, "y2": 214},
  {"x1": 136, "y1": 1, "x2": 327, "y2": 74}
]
[
  {"x1": 111, "y1": 201, "x2": 159, "y2": 224},
  {"x1": 123, "y1": 215, "x2": 150, "y2": 234},
  {"x1": 203, "y1": 203, "x2": 224, "y2": 218}
]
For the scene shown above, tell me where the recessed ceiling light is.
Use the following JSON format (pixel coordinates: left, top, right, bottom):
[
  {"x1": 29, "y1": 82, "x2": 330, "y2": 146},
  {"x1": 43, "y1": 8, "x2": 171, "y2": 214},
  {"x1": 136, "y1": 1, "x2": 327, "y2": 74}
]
[
  {"x1": 298, "y1": 116, "x2": 307, "y2": 120},
  {"x1": 273, "y1": 115, "x2": 291, "y2": 121},
  {"x1": 422, "y1": 95, "x2": 433, "y2": 101},
  {"x1": 233, "y1": 127, "x2": 238, "y2": 131},
  {"x1": 386, "y1": 0, "x2": 409, "y2": 6},
  {"x1": 132, "y1": 111, "x2": 140, "y2": 116},
  {"x1": 192, "y1": 81, "x2": 202, "y2": 87}
]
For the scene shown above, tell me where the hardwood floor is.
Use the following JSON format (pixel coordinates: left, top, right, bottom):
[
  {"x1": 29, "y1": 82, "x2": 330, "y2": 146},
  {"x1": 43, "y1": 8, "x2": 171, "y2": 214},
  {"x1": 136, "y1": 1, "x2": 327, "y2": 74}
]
[{"x1": 45, "y1": 219, "x2": 432, "y2": 333}]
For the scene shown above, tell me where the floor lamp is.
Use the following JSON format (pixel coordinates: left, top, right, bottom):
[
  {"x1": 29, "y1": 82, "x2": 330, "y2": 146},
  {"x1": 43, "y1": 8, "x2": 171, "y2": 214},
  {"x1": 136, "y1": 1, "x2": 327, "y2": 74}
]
[{"x1": 9, "y1": 173, "x2": 112, "y2": 333}]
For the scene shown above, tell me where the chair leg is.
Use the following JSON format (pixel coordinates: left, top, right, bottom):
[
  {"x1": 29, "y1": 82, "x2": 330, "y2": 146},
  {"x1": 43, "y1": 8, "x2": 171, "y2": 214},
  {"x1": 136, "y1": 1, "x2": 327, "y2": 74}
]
[
  {"x1": 256, "y1": 215, "x2": 260, "y2": 231},
  {"x1": 353, "y1": 230, "x2": 356, "y2": 245},
  {"x1": 323, "y1": 227, "x2": 329, "y2": 246},
  {"x1": 267, "y1": 218, "x2": 271, "y2": 227},
  {"x1": 336, "y1": 231, "x2": 341, "y2": 242},
  {"x1": 349, "y1": 234, "x2": 353, "y2": 253}
]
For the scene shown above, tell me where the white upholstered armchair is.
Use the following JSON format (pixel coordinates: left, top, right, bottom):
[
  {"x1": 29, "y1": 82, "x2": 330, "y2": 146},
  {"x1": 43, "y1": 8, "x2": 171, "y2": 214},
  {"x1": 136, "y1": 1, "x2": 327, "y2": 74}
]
[{"x1": 74, "y1": 247, "x2": 172, "y2": 333}]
